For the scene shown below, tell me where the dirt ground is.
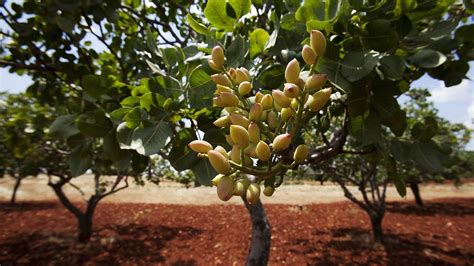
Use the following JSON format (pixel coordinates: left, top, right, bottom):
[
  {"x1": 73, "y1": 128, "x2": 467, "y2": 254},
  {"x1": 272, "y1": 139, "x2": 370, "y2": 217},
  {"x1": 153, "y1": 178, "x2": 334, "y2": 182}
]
[
  {"x1": 0, "y1": 198, "x2": 473, "y2": 265},
  {"x1": 1, "y1": 175, "x2": 473, "y2": 204}
]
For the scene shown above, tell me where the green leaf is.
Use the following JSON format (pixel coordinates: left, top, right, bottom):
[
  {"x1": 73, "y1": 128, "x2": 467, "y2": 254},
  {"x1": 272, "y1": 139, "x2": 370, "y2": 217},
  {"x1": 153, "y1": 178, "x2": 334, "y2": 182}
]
[
  {"x1": 116, "y1": 122, "x2": 134, "y2": 149},
  {"x1": 123, "y1": 107, "x2": 143, "y2": 128},
  {"x1": 204, "y1": 128, "x2": 230, "y2": 150},
  {"x1": 411, "y1": 116, "x2": 438, "y2": 141},
  {"x1": 408, "y1": 49, "x2": 447, "y2": 68},
  {"x1": 257, "y1": 64, "x2": 285, "y2": 89},
  {"x1": 49, "y1": 115, "x2": 80, "y2": 139},
  {"x1": 188, "y1": 66, "x2": 215, "y2": 109},
  {"x1": 384, "y1": 156, "x2": 406, "y2": 197},
  {"x1": 225, "y1": 35, "x2": 247, "y2": 67},
  {"x1": 350, "y1": 110, "x2": 382, "y2": 145},
  {"x1": 75, "y1": 109, "x2": 112, "y2": 137},
  {"x1": 228, "y1": 0, "x2": 251, "y2": 18},
  {"x1": 191, "y1": 159, "x2": 216, "y2": 186},
  {"x1": 318, "y1": 58, "x2": 352, "y2": 92},
  {"x1": 204, "y1": 0, "x2": 236, "y2": 31},
  {"x1": 410, "y1": 141, "x2": 443, "y2": 173},
  {"x1": 378, "y1": 55, "x2": 406, "y2": 81},
  {"x1": 249, "y1": 28, "x2": 270, "y2": 58},
  {"x1": 168, "y1": 128, "x2": 199, "y2": 171},
  {"x1": 81, "y1": 75, "x2": 107, "y2": 100},
  {"x1": 362, "y1": 19, "x2": 398, "y2": 52},
  {"x1": 394, "y1": 0, "x2": 417, "y2": 17},
  {"x1": 140, "y1": 92, "x2": 166, "y2": 112},
  {"x1": 186, "y1": 14, "x2": 211, "y2": 35},
  {"x1": 69, "y1": 146, "x2": 92, "y2": 177},
  {"x1": 340, "y1": 51, "x2": 379, "y2": 82},
  {"x1": 130, "y1": 121, "x2": 172, "y2": 156},
  {"x1": 147, "y1": 76, "x2": 183, "y2": 99}
]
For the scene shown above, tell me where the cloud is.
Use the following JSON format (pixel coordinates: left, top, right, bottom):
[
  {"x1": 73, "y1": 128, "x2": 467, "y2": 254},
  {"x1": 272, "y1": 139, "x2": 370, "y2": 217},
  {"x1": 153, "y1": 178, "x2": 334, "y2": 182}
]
[
  {"x1": 429, "y1": 79, "x2": 472, "y2": 104},
  {"x1": 465, "y1": 102, "x2": 474, "y2": 130}
]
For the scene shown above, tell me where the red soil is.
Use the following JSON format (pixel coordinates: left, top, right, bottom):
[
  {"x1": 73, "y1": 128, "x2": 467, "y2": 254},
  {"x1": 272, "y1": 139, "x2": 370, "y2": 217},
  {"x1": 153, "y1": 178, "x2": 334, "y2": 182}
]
[{"x1": 0, "y1": 198, "x2": 473, "y2": 265}]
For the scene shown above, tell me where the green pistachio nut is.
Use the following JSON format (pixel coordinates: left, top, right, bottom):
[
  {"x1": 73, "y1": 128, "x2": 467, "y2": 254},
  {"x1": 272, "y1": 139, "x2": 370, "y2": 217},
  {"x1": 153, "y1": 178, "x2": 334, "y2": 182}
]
[
  {"x1": 217, "y1": 175, "x2": 234, "y2": 201},
  {"x1": 272, "y1": 90, "x2": 291, "y2": 108},
  {"x1": 256, "y1": 141, "x2": 271, "y2": 161},
  {"x1": 230, "y1": 125, "x2": 250, "y2": 148},
  {"x1": 310, "y1": 30, "x2": 326, "y2": 57},
  {"x1": 246, "y1": 183, "x2": 261, "y2": 204},
  {"x1": 272, "y1": 134, "x2": 292, "y2": 152},
  {"x1": 302, "y1": 44, "x2": 317, "y2": 65},
  {"x1": 285, "y1": 58, "x2": 300, "y2": 83},
  {"x1": 293, "y1": 144, "x2": 309, "y2": 164},
  {"x1": 188, "y1": 140, "x2": 213, "y2": 153},
  {"x1": 208, "y1": 150, "x2": 231, "y2": 174}
]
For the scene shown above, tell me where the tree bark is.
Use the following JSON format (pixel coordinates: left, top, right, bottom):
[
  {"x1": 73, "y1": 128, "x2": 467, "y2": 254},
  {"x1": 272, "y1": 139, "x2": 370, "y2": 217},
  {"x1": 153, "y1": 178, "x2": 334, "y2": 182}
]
[
  {"x1": 409, "y1": 182, "x2": 423, "y2": 207},
  {"x1": 369, "y1": 212, "x2": 384, "y2": 244},
  {"x1": 77, "y1": 197, "x2": 100, "y2": 243},
  {"x1": 243, "y1": 197, "x2": 271, "y2": 266},
  {"x1": 10, "y1": 176, "x2": 23, "y2": 204}
]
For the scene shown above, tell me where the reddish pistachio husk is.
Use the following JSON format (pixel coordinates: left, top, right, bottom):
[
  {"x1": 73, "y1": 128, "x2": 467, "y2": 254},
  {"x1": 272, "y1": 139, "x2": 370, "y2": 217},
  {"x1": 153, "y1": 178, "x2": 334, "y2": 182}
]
[
  {"x1": 214, "y1": 116, "x2": 231, "y2": 128},
  {"x1": 230, "y1": 125, "x2": 250, "y2": 148},
  {"x1": 281, "y1": 107, "x2": 294, "y2": 122},
  {"x1": 310, "y1": 30, "x2": 327, "y2": 57},
  {"x1": 296, "y1": 78, "x2": 306, "y2": 90},
  {"x1": 246, "y1": 183, "x2": 261, "y2": 204},
  {"x1": 256, "y1": 141, "x2": 271, "y2": 161},
  {"x1": 215, "y1": 146, "x2": 228, "y2": 158},
  {"x1": 249, "y1": 103, "x2": 263, "y2": 122},
  {"x1": 302, "y1": 44, "x2": 317, "y2": 65},
  {"x1": 230, "y1": 113, "x2": 250, "y2": 128},
  {"x1": 208, "y1": 59, "x2": 222, "y2": 71},
  {"x1": 227, "y1": 68, "x2": 237, "y2": 81},
  {"x1": 305, "y1": 74, "x2": 327, "y2": 92},
  {"x1": 261, "y1": 94, "x2": 273, "y2": 110},
  {"x1": 233, "y1": 180, "x2": 246, "y2": 196},
  {"x1": 213, "y1": 92, "x2": 239, "y2": 107},
  {"x1": 238, "y1": 81, "x2": 252, "y2": 96},
  {"x1": 188, "y1": 140, "x2": 213, "y2": 153},
  {"x1": 248, "y1": 122, "x2": 261, "y2": 144},
  {"x1": 208, "y1": 150, "x2": 231, "y2": 174},
  {"x1": 211, "y1": 74, "x2": 232, "y2": 87},
  {"x1": 267, "y1": 111, "x2": 278, "y2": 130},
  {"x1": 293, "y1": 144, "x2": 309, "y2": 164},
  {"x1": 230, "y1": 145, "x2": 241, "y2": 164},
  {"x1": 217, "y1": 175, "x2": 234, "y2": 201},
  {"x1": 211, "y1": 46, "x2": 225, "y2": 68},
  {"x1": 272, "y1": 90, "x2": 291, "y2": 108},
  {"x1": 285, "y1": 58, "x2": 300, "y2": 83},
  {"x1": 272, "y1": 134, "x2": 292, "y2": 152},
  {"x1": 283, "y1": 83, "x2": 300, "y2": 98},
  {"x1": 263, "y1": 186, "x2": 275, "y2": 197},
  {"x1": 309, "y1": 87, "x2": 332, "y2": 112}
]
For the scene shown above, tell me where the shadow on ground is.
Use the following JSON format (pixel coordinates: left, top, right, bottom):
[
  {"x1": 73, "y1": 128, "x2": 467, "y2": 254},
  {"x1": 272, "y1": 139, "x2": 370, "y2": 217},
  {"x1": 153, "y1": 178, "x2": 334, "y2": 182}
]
[
  {"x1": 0, "y1": 223, "x2": 202, "y2": 265},
  {"x1": 386, "y1": 198, "x2": 474, "y2": 217}
]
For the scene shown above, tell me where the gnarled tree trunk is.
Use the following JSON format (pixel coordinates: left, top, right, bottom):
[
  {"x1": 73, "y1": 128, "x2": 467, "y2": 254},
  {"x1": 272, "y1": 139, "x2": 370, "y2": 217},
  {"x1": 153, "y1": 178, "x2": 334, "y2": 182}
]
[
  {"x1": 369, "y1": 211, "x2": 384, "y2": 244},
  {"x1": 409, "y1": 182, "x2": 423, "y2": 207},
  {"x1": 243, "y1": 197, "x2": 271, "y2": 266},
  {"x1": 10, "y1": 175, "x2": 24, "y2": 204}
]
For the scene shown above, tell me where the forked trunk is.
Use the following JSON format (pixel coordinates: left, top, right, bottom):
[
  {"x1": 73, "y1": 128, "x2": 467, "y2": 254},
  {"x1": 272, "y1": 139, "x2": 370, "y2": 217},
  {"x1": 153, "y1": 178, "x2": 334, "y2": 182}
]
[
  {"x1": 243, "y1": 197, "x2": 271, "y2": 266},
  {"x1": 369, "y1": 212, "x2": 384, "y2": 244},
  {"x1": 409, "y1": 182, "x2": 423, "y2": 207}
]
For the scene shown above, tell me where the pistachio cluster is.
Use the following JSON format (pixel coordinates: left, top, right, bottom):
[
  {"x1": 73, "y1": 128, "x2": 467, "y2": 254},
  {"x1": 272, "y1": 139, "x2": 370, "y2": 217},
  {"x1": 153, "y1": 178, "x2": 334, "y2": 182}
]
[{"x1": 189, "y1": 30, "x2": 332, "y2": 204}]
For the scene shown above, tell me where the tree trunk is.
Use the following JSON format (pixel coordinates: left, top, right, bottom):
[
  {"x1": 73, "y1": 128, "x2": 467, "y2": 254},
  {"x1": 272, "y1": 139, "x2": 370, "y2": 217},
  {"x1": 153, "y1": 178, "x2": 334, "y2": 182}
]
[
  {"x1": 77, "y1": 214, "x2": 93, "y2": 243},
  {"x1": 409, "y1": 182, "x2": 423, "y2": 207},
  {"x1": 10, "y1": 176, "x2": 23, "y2": 204},
  {"x1": 369, "y1": 212, "x2": 384, "y2": 244},
  {"x1": 242, "y1": 197, "x2": 271, "y2": 266}
]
